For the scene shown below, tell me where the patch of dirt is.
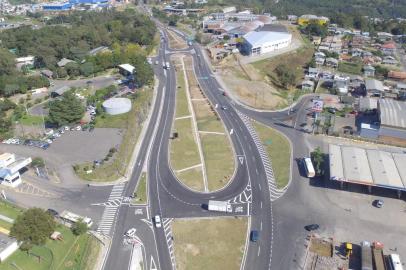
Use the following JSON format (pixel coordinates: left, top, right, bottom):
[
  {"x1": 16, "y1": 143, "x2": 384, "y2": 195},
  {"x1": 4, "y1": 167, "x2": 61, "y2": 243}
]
[
  {"x1": 310, "y1": 238, "x2": 333, "y2": 257},
  {"x1": 167, "y1": 30, "x2": 188, "y2": 50},
  {"x1": 184, "y1": 243, "x2": 200, "y2": 256}
]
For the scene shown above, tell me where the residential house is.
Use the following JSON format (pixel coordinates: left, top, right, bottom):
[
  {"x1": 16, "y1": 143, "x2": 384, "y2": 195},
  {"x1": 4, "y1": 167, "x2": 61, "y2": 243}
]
[
  {"x1": 381, "y1": 42, "x2": 396, "y2": 55},
  {"x1": 88, "y1": 46, "x2": 110, "y2": 56},
  {"x1": 363, "y1": 65, "x2": 375, "y2": 77},
  {"x1": 41, "y1": 69, "x2": 53, "y2": 78},
  {"x1": 118, "y1": 64, "x2": 135, "y2": 77},
  {"x1": 333, "y1": 74, "x2": 349, "y2": 94},
  {"x1": 15, "y1": 56, "x2": 34, "y2": 66},
  {"x1": 388, "y1": 70, "x2": 406, "y2": 81},
  {"x1": 301, "y1": 80, "x2": 314, "y2": 91},
  {"x1": 57, "y1": 58, "x2": 75, "y2": 67},
  {"x1": 351, "y1": 48, "x2": 363, "y2": 57},
  {"x1": 382, "y1": 56, "x2": 398, "y2": 65},
  {"x1": 365, "y1": 78, "x2": 384, "y2": 96},
  {"x1": 325, "y1": 57, "x2": 339, "y2": 68},
  {"x1": 306, "y1": 67, "x2": 319, "y2": 80},
  {"x1": 287, "y1": 15, "x2": 297, "y2": 21},
  {"x1": 377, "y1": 32, "x2": 393, "y2": 41},
  {"x1": 297, "y1": 14, "x2": 329, "y2": 26},
  {"x1": 397, "y1": 83, "x2": 406, "y2": 100},
  {"x1": 314, "y1": 51, "x2": 326, "y2": 58},
  {"x1": 312, "y1": 36, "x2": 322, "y2": 45},
  {"x1": 0, "y1": 152, "x2": 31, "y2": 188},
  {"x1": 315, "y1": 56, "x2": 325, "y2": 65}
]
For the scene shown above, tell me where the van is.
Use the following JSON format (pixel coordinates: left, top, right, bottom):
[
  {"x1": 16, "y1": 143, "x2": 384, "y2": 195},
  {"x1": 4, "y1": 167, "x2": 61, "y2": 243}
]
[{"x1": 250, "y1": 230, "x2": 259, "y2": 242}]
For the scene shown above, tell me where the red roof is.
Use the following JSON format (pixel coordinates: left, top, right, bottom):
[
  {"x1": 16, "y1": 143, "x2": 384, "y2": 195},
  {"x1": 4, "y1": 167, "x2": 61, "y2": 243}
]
[
  {"x1": 388, "y1": 71, "x2": 406, "y2": 80},
  {"x1": 382, "y1": 42, "x2": 396, "y2": 49}
]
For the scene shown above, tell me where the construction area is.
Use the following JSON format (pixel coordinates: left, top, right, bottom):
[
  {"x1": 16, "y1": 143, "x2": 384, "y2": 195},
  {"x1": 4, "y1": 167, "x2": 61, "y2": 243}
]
[
  {"x1": 329, "y1": 144, "x2": 406, "y2": 196},
  {"x1": 304, "y1": 235, "x2": 391, "y2": 270}
]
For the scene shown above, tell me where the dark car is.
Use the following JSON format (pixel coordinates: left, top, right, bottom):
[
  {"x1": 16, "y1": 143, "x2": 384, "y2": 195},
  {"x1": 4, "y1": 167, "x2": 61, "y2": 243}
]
[
  {"x1": 304, "y1": 224, "x2": 320, "y2": 231},
  {"x1": 373, "y1": 199, "x2": 384, "y2": 208},
  {"x1": 250, "y1": 230, "x2": 259, "y2": 242},
  {"x1": 47, "y1": 209, "x2": 59, "y2": 217}
]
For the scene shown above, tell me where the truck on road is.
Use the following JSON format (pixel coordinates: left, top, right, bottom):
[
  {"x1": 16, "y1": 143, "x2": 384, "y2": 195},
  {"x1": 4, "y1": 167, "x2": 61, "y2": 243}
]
[{"x1": 207, "y1": 200, "x2": 232, "y2": 213}]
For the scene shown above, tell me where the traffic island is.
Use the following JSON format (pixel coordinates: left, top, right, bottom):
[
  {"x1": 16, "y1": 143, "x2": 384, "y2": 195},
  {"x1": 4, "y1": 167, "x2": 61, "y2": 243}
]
[
  {"x1": 172, "y1": 217, "x2": 247, "y2": 270},
  {"x1": 251, "y1": 121, "x2": 291, "y2": 189}
]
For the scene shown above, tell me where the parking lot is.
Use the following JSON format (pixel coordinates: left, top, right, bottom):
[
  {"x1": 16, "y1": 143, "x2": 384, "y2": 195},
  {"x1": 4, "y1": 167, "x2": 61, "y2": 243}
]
[{"x1": 0, "y1": 128, "x2": 122, "y2": 186}]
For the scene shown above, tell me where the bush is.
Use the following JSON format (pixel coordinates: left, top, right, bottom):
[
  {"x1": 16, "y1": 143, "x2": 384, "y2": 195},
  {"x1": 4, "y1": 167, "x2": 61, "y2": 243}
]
[
  {"x1": 31, "y1": 157, "x2": 45, "y2": 168},
  {"x1": 71, "y1": 220, "x2": 88, "y2": 235}
]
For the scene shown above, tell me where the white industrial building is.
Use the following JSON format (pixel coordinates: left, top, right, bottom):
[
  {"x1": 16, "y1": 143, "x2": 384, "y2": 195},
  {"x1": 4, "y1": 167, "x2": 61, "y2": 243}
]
[
  {"x1": 0, "y1": 233, "x2": 19, "y2": 262},
  {"x1": 102, "y1": 97, "x2": 132, "y2": 115},
  {"x1": 242, "y1": 31, "x2": 292, "y2": 55},
  {"x1": 329, "y1": 144, "x2": 406, "y2": 195},
  {"x1": 0, "y1": 152, "x2": 31, "y2": 188}
]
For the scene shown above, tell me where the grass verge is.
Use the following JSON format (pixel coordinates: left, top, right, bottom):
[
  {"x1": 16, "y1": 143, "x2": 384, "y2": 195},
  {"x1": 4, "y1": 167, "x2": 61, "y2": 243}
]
[
  {"x1": 0, "y1": 200, "x2": 24, "y2": 220},
  {"x1": 175, "y1": 167, "x2": 204, "y2": 191},
  {"x1": 172, "y1": 217, "x2": 247, "y2": 270},
  {"x1": 200, "y1": 134, "x2": 234, "y2": 191},
  {"x1": 252, "y1": 121, "x2": 291, "y2": 189},
  {"x1": 75, "y1": 88, "x2": 153, "y2": 181},
  {"x1": 132, "y1": 172, "x2": 147, "y2": 204},
  {"x1": 175, "y1": 69, "x2": 190, "y2": 118}
]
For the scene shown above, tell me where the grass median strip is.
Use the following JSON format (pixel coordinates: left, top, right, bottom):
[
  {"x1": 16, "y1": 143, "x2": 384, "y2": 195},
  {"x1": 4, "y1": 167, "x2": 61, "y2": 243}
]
[
  {"x1": 252, "y1": 121, "x2": 291, "y2": 189},
  {"x1": 132, "y1": 172, "x2": 147, "y2": 204},
  {"x1": 173, "y1": 217, "x2": 247, "y2": 270}
]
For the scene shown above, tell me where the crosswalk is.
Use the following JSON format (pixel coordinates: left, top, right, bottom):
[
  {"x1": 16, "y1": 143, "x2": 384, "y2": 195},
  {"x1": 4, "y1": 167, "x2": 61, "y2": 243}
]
[
  {"x1": 163, "y1": 218, "x2": 176, "y2": 270},
  {"x1": 96, "y1": 183, "x2": 126, "y2": 236},
  {"x1": 237, "y1": 111, "x2": 287, "y2": 201}
]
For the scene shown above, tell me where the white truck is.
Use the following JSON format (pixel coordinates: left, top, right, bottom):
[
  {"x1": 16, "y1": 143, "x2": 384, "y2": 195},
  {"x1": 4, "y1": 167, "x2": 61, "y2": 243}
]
[
  {"x1": 60, "y1": 210, "x2": 93, "y2": 228},
  {"x1": 165, "y1": 61, "x2": 170, "y2": 69},
  {"x1": 208, "y1": 200, "x2": 232, "y2": 213}
]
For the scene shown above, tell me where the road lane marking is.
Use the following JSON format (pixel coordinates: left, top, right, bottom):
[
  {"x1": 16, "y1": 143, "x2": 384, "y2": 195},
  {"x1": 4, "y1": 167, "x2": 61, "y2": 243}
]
[{"x1": 257, "y1": 246, "x2": 261, "y2": 257}]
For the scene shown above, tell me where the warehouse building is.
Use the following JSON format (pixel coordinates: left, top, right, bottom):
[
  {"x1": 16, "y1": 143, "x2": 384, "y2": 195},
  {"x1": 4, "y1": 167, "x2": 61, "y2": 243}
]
[
  {"x1": 329, "y1": 144, "x2": 406, "y2": 196},
  {"x1": 242, "y1": 31, "x2": 292, "y2": 55},
  {"x1": 377, "y1": 98, "x2": 406, "y2": 145}
]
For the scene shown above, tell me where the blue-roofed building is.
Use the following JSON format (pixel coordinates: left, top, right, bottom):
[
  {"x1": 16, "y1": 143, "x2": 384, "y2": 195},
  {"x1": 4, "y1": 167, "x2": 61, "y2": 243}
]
[
  {"x1": 43, "y1": 2, "x2": 72, "y2": 11},
  {"x1": 69, "y1": 0, "x2": 108, "y2": 4}
]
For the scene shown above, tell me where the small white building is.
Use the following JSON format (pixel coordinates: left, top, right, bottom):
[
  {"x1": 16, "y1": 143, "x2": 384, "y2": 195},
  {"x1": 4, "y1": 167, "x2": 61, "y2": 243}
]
[
  {"x1": 15, "y1": 56, "x2": 34, "y2": 66},
  {"x1": 118, "y1": 64, "x2": 135, "y2": 77},
  {"x1": 242, "y1": 31, "x2": 292, "y2": 56},
  {"x1": 0, "y1": 153, "x2": 32, "y2": 188}
]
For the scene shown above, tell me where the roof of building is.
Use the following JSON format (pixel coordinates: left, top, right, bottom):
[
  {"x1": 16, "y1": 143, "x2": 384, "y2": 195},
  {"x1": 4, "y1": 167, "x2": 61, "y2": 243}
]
[
  {"x1": 378, "y1": 98, "x2": 406, "y2": 129},
  {"x1": 259, "y1": 24, "x2": 287, "y2": 33},
  {"x1": 57, "y1": 58, "x2": 74, "y2": 67},
  {"x1": 359, "y1": 97, "x2": 378, "y2": 110},
  {"x1": 243, "y1": 31, "x2": 292, "y2": 47},
  {"x1": 329, "y1": 144, "x2": 406, "y2": 190},
  {"x1": 365, "y1": 78, "x2": 384, "y2": 92},
  {"x1": 118, "y1": 64, "x2": 135, "y2": 73},
  {"x1": 388, "y1": 71, "x2": 406, "y2": 80},
  {"x1": 0, "y1": 233, "x2": 17, "y2": 254},
  {"x1": 88, "y1": 46, "x2": 109, "y2": 56},
  {"x1": 382, "y1": 42, "x2": 396, "y2": 49},
  {"x1": 51, "y1": 86, "x2": 70, "y2": 96}
]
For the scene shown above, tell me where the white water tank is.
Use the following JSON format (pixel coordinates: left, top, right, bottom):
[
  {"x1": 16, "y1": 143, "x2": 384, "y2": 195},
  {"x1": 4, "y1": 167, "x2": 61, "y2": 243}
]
[{"x1": 102, "y1": 98, "x2": 132, "y2": 115}]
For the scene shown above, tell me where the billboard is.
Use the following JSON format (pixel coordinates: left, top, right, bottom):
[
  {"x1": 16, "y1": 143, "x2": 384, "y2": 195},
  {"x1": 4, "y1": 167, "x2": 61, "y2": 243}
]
[{"x1": 312, "y1": 99, "x2": 324, "y2": 112}]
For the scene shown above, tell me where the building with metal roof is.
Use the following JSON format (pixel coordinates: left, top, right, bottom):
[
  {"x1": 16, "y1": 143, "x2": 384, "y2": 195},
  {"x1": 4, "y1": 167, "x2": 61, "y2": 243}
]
[
  {"x1": 242, "y1": 31, "x2": 292, "y2": 55},
  {"x1": 377, "y1": 99, "x2": 406, "y2": 145},
  {"x1": 329, "y1": 144, "x2": 406, "y2": 193},
  {"x1": 365, "y1": 78, "x2": 384, "y2": 95}
]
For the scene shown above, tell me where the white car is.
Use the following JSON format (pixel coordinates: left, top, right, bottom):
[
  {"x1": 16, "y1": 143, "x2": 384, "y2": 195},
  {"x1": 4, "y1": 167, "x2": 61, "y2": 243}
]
[
  {"x1": 154, "y1": 215, "x2": 162, "y2": 228},
  {"x1": 46, "y1": 139, "x2": 53, "y2": 144},
  {"x1": 75, "y1": 126, "x2": 82, "y2": 131},
  {"x1": 125, "y1": 228, "x2": 137, "y2": 238},
  {"x1": 64, "y1": 126, "x2": 70, "y2": 131}
]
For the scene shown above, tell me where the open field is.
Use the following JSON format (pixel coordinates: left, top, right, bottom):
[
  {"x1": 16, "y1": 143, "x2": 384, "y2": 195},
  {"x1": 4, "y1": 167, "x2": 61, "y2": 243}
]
[
  {"x1": 252, "y1": 121, "x2": 291, "y2": 189},
  {"x1": 76, "y1": 88, "x2": 153, "y2": 181},
  {"x1": 172, "y1": 217, "x2": 247, "y2": 270},
  {"x1": 0, "y1": 226, "x2": 99, "y2": 270},
  {"x1": 132, "y1": 172, "x2": 147, "y2": 204},
  {"x1": 338, "y1": 61, "x2": 362, "y2": 75},
  {"x1": 167, "y1": 29, "x2": 188, "y2": 50}
]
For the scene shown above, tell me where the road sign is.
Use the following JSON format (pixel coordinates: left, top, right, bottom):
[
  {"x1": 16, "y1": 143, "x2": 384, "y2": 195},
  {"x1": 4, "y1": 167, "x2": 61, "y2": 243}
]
[{"x1": 311, "y1": 99, "x2": 324, "y2": 112}]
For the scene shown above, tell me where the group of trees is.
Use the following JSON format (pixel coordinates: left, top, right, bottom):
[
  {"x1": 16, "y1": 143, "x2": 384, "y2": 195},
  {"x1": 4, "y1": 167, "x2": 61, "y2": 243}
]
[
  {"x1": 48, "y1": 91, "x2": 85, "y2": 127},
  {"x1": 274, "y1": 64, "x2": 297, "y2": 89}
]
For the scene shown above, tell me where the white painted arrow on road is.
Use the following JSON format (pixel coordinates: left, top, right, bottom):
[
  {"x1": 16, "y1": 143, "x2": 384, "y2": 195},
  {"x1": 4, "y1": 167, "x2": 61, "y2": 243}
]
[
  {"x1": 150, "y1": 256, "x2": 157, "y2": 270},
  {"x1": 230, "y1": 128, "x2": 234, "y2": 135},
  {"x1": 239, "y1": 156, "x2": 244, "y2": 165}
]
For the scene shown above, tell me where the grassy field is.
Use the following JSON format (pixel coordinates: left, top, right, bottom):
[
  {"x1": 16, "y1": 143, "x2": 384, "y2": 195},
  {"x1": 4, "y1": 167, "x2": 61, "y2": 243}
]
[
  {"x1": 95, "y1": 112, "x2": 129, "y2": 128},
  {"x1": 338, "y1": 61, "x2": 362, "y2": 75},
  {"x1": 195, "y1": 112, "x2": 224, "y2": 133},
  {"x1": 170, "y1": 118, "x2": 201, "y2": 171},
  {"x1": 18, "y1": 114, "x2": 44, "y2": 126},
  {"x1": 76, "y1": 88, "x2": 153, "y2": 181},
  {"x1": 0, "y1": 200, "x2": 24, "y2": 220},
  {"x1": 201, "y1": 134, "x2": 234, "y2": 191},
  {"x1": 132, "y1": 172, "x2": 147, "y2": 204},
  {"x1": 252, "y1": 122, "x2": 291, "y2": 189},
  {"x1": 175, "y1": 71, "x2": 190, "y2": 118},
  {"x1": 176, "y1": 167, "x2": 204, "y2": 191},
  {"x1": 172, "y1": 217, "x2": 247, "y2": 270},
  {"x1": 0, "y1": 226, "x2": 99, "y2": 270}
]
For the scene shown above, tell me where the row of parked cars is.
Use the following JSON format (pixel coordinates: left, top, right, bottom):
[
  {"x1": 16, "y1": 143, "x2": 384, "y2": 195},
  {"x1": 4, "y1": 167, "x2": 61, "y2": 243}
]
[{"x1": 3, "y1": 138, "x2": 51, "y2": 150}]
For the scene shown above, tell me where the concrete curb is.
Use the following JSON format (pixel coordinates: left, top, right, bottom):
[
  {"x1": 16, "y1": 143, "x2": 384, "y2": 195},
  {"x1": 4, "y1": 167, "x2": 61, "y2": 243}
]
[
  {"x1": 88, "y1": 76, "x2": 160, "y2": 186},
  {"x1": 90, "y1": 231, "x2": 111, "y2": 270}
]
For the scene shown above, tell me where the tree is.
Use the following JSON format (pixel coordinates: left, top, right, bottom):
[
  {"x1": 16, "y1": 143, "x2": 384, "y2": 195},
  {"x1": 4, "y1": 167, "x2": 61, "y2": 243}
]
[
  {"x1": 0, "y1": 48, "x2": 16, "y2": 76},
  {"x1": 274, "y1": 64, "x2": 296, "y2": 89},
  {"x1": 31, "y1": 157, "x2": 45, "y2": 168},
  {"x1": 10, "y1": 208, "x2": 56, "y2": 251},
  {"x1": 311, "y1": 147, "x2": 324, "y2": 175},
  {"x1": 71, "y1": 220, "x2": 88, "y2": 235},
  {"x1": 48, "y1": 91, "x2": 84, "y2": 127}
]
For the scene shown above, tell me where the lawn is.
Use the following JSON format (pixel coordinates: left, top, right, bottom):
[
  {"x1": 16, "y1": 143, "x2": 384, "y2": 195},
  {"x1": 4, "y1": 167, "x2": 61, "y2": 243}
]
[
  {"x1": 252, "y1": 121, "x2": 291, "y2": 189},
  {"x1": 18, "y1": 114, "x2": 44, "y2": 126},
  {"x1": 95, "y1": 112, "x2": 129, "y2": 128},
  {"x1": 201, "y1": 134, "x2": 234, "y2": 191},
  {"x1": 0, "y1": 226, "x2": 100, "y2": 270},
  {"x1": 176, "y1": 167, "x2": 204, "y2": 191},
  {"x1": 195, "y1": 112, "x2": 224, "y2": 133},
  {"x1": 0, "y1": 200, "x2": 24, "y2": 220},
  {"x1": 338, "y1": 61, "x2": 362, "y2": 75},
  {"x1": 132, "y1": 172, "x2": 147, "y2": 204},
  {"x1": 170, "y1": 118, "x2": 201, "y2": 171},
  {"x1": 76, "y1": 88, "x2": 153, "y2": 181},
  {"x1": 172, "y1": 217, "x2": 247, "y2": 270},
  {"x1": 175, "y1": 70, "x2": 190, "y2": 118}
]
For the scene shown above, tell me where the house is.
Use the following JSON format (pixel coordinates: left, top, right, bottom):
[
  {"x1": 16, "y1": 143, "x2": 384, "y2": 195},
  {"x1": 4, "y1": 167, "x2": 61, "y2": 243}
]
[
  {"x1": 381, "y1": 42, "x2": 396, "y2": 55},
  {"x1": 41, "y1": 69, "x2": 53, "y2": 78},
  {"x1": 359, "y1": 97, "x2": 378, "y2": 111},
  {"x1": 287, "y1": 15, "x2": 297, "y2": 21},
  {"x1": 333, "y1": 75, "x2": 349, "y2": 94},
  {"x1": 315, "y1": 56, "x2": 325, "y2": 65},
  {"x1": 363, "y1": 65, "x2": 375, "y2": 77},
  {"x1": 51, "y1": 86, "x2": 69, "y2": 98},
  {"x1": 0, "y1": 233, "x2": 19, "y2": 262},
  {"x1": 301, "y1": 80, "x2": 314, "y2": 91},
  {"x1": 88, "y1": 46, "x2": 110, "y2": 56},
  {"x1": 242, "y1": 31, "x2": 292, "y2": 55},
  {"x1": 312, "y1": 36, "x2": 322, "y2": 45},
  {"x1": 306, "y1": 67, "x2": 319, "y2": 80},
  {"x1": 57, "y1": 58, "x2": 74, "y2": 67},
  {"x1": 0, "y1": 152, "x2": 32, "y2": 188},
  {"x1": 325, "y1": 57, "x2": 339, "y2": 68},
  {"x1": 388, "y1": 70, "x2": 406, "y2": 81},
  {"x1": 15, "y1": 56, "x2": 34, "y2": 66},
  {"x1": 365, "y1": 78, "x2": 384, "y2": 96},
  {"x1": 118, "y1": 64, "x2": 135, "y2": 77},
  {"x1": 382, "y1": 56, "x2": 398, "y2": 65},
  {"x1": 377, "y1": 98, "x2": 406, "y2": 145},
  {"x1": 397, "y1": 83, "x2": 406, "y2": 100},
  {"x1": 377, "y1": 32, "x2": 393, "y2": 41}
]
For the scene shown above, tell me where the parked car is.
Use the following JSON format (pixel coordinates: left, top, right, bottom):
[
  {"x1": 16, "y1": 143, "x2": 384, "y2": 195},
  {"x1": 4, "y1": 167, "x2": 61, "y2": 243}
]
[
  {"x1": 250, "y1": 230, "x2": 259, "y2": 242},
  {"x1": 47, "y1": 209, "x2": 59, "y2": 217},
  {"x1": 304, "y1": 224, "x2": 320, "y2": 231},
  {"x1": 154, "y1": 215, "x2": 162, "y2": 228},
  {"x1": 125, "y1": 228, "x2": 137, "y2": 238},
  {"x1": 373, "y1": 199, "x2": 384, "y2": 208}
]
